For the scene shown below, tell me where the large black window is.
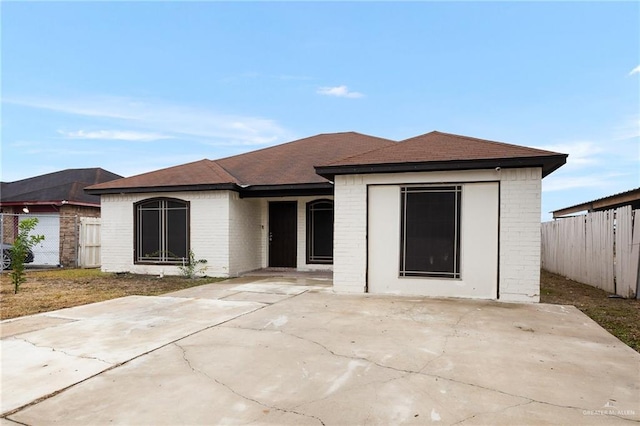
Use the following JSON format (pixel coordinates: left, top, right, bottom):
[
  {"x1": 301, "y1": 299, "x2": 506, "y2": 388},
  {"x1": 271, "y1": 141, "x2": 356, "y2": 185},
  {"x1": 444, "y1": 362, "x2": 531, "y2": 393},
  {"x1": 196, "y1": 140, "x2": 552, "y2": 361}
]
[
  {"x1": 400, "y1": 186, "x2": 461, "y2": 278},
  {"x1": 306, "y1": 199, "x2": 333, "y2": 264},
  {"x1": 135, "y1": 198, "x2": 189, "y2": 264}
]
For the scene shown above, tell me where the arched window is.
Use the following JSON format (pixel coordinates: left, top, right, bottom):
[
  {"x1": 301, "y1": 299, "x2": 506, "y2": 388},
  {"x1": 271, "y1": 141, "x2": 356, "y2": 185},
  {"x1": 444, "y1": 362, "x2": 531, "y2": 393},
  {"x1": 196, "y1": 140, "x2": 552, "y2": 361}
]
[
  {"x1": 306, "y1": 199, "x2": 333, "y2": 264},
  {"x1": 134, "y1": 198, "x2": 189, "y2": 264}
]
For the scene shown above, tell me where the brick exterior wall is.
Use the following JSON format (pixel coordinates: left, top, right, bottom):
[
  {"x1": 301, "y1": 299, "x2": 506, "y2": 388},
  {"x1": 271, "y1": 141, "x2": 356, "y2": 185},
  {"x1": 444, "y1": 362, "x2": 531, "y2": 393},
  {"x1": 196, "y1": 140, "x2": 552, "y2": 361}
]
[
  {"x1": 1, "y1": 207, "x2": 19, "y2": 245},
  {"x1": 498, "y1": 168, "x2": 542, "y2": 302},
  {"x1": 333, "y1": 175, "x2": 368, "y2": 292},
  {"x1": 59, "y1": 205, "x2": 101, "y2": 267},
  {"x1": 100, "y1": 191, "x2": 337, "y2": 277},
  {"x1": 101, "y1": 191, "x2": 233, "y2": 276},
  {"x1": 229, "y1": 194, "x2": 262, "y2": 275}
]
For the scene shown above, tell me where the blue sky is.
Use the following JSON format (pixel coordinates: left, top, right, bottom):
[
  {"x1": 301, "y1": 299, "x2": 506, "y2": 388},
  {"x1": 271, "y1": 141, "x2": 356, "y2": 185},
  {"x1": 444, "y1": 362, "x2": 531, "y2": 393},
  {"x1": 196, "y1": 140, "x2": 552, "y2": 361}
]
[{"x1": 2, "y1": 1, "x2": 638, "y2": 220}]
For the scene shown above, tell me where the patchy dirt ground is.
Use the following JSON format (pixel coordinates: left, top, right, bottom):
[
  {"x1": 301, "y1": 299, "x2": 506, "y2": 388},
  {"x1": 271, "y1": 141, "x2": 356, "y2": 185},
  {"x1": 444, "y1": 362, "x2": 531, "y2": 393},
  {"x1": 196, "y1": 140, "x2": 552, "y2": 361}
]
[
  {"x1": 541, "y1": 269, "x2": 640, "y2": 353},
  {"x1": 1, "y1": 269, "x2": 223, "y2": 320}
]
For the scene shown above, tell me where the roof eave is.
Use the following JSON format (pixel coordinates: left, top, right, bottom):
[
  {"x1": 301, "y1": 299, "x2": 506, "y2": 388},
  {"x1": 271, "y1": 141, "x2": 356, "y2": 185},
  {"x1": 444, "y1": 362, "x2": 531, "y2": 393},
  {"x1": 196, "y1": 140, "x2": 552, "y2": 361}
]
[
  {"x1": 85, "y1": 183, "x2": 243, "y2": 195},
  {"x1": 239, "y1": 182, "x2": 333, "y2": 198},
  {"x1": 0, "y1": 200, "x2": 101, "y2": 208},
  {"x1": 315, "y1": 155, "x2": 568, "y2": 180}
]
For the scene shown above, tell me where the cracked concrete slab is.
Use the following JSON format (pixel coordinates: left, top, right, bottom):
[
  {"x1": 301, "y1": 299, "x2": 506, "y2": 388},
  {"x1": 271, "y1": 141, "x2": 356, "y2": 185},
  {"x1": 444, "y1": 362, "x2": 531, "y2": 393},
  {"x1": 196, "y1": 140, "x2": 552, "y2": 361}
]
[
  {"x1": 3, "y1": 278, "x2": 639, "y2": 425},
  {"x1": 0, "y1": 315, "x2": 76, "y2": 338},
  {"x1": 1, "y1": 338, "x2": 111, "y2": 415},
  {"x1": 1, "y1": 295, "x2": 264, "y2": 415}
]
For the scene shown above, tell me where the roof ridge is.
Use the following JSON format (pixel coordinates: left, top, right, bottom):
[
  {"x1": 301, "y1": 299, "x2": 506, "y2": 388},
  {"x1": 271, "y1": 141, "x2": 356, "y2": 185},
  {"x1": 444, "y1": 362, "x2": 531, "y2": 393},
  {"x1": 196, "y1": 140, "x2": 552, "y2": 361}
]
[
  {"x1": 322, "y1": 138, "x2": 398, "y2": 166},
  {"x1": 215, "y1": 135, "x2": 312, "y2": 163},
  {"x1": 5, "y1": 167, "x2": 101, "y2": 184},
  {"x1": 216, "y1": 131, "x2": 392, "y2": 163},
  {"x1": 410, "y1": 131, "x2": 562, "y2": 155},
  {"x1": 204, "y1": 159, "x2": 240, "y2": 184},
  {"x1": 209, "y1": 160, "x2": 241, "y2": 183}
]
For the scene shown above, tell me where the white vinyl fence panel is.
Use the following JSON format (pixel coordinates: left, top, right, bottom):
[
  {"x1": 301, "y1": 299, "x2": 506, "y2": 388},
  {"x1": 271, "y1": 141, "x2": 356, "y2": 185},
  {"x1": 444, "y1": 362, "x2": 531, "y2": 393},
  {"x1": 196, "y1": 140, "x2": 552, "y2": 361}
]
[
  {"x1": 78, "y1": 217, "x2": 101, "y2": 268},
  {"x1": 541, "y1": 207, "x2": 639, "y2": 298}
]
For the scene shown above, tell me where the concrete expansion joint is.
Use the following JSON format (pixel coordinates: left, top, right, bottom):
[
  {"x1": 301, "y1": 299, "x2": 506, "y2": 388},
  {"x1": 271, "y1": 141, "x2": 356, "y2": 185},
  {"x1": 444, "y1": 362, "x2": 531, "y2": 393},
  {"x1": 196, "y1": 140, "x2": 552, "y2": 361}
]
[
  {"x1": 12, "y1": 336, "x2": 112, "y2": 365},
  {"x1": 3, "y1": 415, "x2": 29, "y2": 425},
  {"x1": 172, "y1": 342, "x2": 326, "y2": 426}
]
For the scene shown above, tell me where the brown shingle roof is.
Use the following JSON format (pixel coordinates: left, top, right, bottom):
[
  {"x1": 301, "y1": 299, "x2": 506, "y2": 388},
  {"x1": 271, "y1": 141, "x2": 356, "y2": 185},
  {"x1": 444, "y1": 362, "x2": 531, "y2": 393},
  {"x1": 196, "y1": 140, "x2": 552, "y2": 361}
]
[
  {"x1": 87, "y1": 159, "x2": 239, "y2": 191},
  {"x1": 316, "y1": 131, "x2": 567, "y2": 178},
  {"x1": 322, "y1": 131, "x2": 563, "y2": 166},
  {"x1": 87, "y1": 132, "x2": 395, "y2": 193},
  {"x1": 86, "y1": 131, "x2": 567, "y2": 194},
  {"x1": 216, "y1": 132, "x2": 395, "y2": 185}
]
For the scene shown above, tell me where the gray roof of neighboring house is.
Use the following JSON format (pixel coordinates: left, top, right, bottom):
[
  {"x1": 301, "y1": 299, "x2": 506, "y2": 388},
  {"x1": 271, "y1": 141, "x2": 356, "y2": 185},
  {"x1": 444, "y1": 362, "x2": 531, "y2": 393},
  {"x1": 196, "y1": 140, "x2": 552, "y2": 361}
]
[{"x1": 1, "y1": 168, "x2": 123, "y2": 207}]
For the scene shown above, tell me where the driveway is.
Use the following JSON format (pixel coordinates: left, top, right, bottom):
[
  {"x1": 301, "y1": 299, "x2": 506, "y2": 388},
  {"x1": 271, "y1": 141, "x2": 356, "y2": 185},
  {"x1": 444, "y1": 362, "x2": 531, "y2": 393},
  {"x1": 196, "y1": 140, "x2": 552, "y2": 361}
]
[{"x1": 1, "y1": 276, "x2": 639, "y2": 425}]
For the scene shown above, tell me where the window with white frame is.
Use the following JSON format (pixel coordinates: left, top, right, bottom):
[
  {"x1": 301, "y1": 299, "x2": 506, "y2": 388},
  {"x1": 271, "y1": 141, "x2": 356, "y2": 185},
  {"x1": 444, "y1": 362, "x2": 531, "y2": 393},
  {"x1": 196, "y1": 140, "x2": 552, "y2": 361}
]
[
  {"x1": 135, "y1": 198, "x2": 189, "y2": 264},
  {"x1": 399, "y1": 185, "x2": 461, "y2": 278}
]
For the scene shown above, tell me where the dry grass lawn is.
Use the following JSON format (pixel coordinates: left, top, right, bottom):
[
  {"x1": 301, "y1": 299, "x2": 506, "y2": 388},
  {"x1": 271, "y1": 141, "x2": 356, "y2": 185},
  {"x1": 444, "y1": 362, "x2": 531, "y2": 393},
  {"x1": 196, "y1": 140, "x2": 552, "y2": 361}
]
[
  {"x1": 1, "y1": 269, "x2": 224, "y2": 320},
  {"x1": 541, "y1": 269, "x2": 640, "y2": 353}
]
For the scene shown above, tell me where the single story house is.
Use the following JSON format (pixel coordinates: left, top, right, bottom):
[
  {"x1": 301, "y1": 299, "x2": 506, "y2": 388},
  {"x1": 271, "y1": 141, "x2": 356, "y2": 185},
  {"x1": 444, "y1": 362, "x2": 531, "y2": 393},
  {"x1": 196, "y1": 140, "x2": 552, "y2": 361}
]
[
  {"x1": 86, "y1": 131, "x2": 566, "y2": 302},
  {"x1": 1, "y1": 168, "x2": 123, "y2": 266}
]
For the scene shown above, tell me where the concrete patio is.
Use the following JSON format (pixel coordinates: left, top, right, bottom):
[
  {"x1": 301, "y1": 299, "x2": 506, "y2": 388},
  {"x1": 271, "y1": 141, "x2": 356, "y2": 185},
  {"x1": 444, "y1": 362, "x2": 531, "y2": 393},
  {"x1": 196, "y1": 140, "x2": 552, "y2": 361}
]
[{"x1": 1, "y1": 276, "x2": 639, "y2": 425}]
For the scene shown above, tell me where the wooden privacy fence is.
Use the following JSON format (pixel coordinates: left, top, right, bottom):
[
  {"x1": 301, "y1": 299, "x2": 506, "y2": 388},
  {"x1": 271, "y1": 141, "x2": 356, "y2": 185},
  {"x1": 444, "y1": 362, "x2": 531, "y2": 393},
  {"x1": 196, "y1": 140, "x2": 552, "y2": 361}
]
[
  {"x1": 78, "y1": 217, "x2": 101, "y2": 268},
  {"x1": 541, "y1": 206, "x2": 640, "y2": 298}
]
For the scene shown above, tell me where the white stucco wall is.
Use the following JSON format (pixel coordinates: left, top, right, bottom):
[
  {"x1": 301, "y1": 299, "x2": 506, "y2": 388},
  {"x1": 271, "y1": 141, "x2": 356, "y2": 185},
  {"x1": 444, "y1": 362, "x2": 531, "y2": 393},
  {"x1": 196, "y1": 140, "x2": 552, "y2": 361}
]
[
  {"x1": 333, "y1": 168, "x2": 543, "y2": 302},
  {"x1": 368, "y1": 182, "x2": 498, "y2": 298}
]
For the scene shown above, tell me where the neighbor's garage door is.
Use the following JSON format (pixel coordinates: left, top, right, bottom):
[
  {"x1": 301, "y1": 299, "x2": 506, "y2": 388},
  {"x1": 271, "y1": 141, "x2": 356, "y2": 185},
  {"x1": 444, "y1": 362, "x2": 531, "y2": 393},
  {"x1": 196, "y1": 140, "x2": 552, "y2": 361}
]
[{"x1": 19, "y1": 214, "x2": 60, "y2": 266}]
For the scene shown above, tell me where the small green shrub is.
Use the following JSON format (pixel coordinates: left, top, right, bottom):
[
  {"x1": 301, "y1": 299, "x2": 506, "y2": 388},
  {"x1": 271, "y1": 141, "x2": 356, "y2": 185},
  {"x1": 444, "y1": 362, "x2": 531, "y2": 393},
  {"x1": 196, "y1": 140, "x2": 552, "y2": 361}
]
[
  {"x1": 177, "y1": 250, "x2": 208, "y2": 279},
  {"x1": 10, "y1": 218, "x2": 45, "y2": 294}
]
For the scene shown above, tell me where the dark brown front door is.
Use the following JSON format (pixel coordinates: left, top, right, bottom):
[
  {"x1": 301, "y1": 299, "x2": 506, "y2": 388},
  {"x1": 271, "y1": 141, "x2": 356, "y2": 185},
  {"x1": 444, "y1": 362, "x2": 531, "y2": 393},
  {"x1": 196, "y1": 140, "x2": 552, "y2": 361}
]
[{"x1": 268, "y1": 202, "x2": 297, "y2": 267}]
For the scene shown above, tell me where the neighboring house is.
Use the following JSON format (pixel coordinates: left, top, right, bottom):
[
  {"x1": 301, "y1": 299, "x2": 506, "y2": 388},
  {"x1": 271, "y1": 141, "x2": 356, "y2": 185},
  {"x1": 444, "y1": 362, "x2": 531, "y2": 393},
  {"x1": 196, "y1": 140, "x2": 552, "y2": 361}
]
[
  {"x1": 551, "y1": 187, "x2": 640, "y2": 218},
  {"x1": 1, "y1": 168, "x2": 123, "y2": 266},
  {"x1": 86, "y1": 131, "x2": 566, "y2": 302}
]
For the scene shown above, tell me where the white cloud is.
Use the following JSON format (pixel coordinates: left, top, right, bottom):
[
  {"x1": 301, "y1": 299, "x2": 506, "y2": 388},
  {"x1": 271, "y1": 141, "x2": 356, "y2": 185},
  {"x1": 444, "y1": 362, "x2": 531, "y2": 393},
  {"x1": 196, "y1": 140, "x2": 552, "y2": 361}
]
[
  {"x1": 534, "y1": 140, "x2": 603, "y2": 167},
  {"x1": 58, "y1": 129, "x2": 173, "y2": 142},
  {"x1": 613, "y1": 115, "x2": 640, "y2": 140},
  {"x1": 628, "y1": 65, "x2": 640, "y2": 76},
  {"x1": 317, "y1": 85, "x2": 364, "y2": 98},
  {"x1": 541, "y1": 173, "x2": 625, "y2": 193},
  {"x1": 6, "y1": 96, "x2": 138, "y2": 120},
  {"x1": 4, "y1": 95, "x2": 293, "y2": 146}
]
